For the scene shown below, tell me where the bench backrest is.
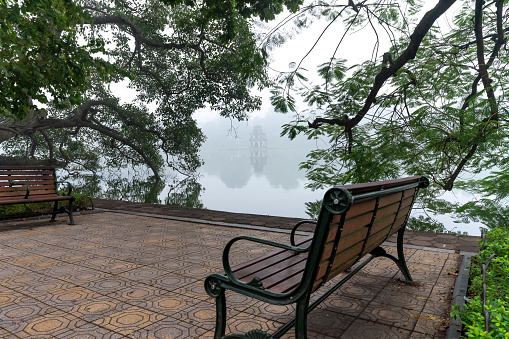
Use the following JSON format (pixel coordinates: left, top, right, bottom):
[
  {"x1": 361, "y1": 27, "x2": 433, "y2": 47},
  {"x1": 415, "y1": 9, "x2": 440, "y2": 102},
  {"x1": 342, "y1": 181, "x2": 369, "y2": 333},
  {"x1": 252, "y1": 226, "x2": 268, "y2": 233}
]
[
  {"x1": 307, "y1": 176, "x2": 428, "y2": 292},
  {"x1": 0, "y1": 166, "x2": 58, "y2": 202}
]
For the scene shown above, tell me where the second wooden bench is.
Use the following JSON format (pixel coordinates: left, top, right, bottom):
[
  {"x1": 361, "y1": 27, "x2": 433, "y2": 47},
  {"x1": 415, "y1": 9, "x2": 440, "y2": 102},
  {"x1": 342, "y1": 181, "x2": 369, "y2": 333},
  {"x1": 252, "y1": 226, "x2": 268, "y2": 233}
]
[{"x1": 0, "y1": 166, "x2": 75, "y2": 224}]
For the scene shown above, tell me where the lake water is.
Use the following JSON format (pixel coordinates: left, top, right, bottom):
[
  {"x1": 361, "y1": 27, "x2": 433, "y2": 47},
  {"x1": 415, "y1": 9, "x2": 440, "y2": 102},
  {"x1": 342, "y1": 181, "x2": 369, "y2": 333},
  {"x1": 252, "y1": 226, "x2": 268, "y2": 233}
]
[
  {"x1": 190, "y1": 115, "x2": 325, "y2": 219},
  {"x1": 70, "y1": 112, "x2": 484, "y2": 235}
]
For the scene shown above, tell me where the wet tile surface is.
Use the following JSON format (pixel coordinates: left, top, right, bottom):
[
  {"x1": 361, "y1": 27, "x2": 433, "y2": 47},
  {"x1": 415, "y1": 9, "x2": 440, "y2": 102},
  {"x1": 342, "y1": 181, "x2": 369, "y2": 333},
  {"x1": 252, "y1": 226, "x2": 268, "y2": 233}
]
[{"x1": 0, "y1": 212, "x2": 464, "y2": 338}]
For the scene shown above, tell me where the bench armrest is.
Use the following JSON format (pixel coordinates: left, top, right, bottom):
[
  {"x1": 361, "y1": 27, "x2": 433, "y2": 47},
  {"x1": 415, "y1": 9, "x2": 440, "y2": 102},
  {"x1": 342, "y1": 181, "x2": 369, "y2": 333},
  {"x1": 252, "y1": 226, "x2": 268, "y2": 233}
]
[
  {"x1": 9, "y1": 180, "x2": 30, "y2": 199},
  {"x1": 55, "y1": 181, "x2": 73, "y2": 196},
  {"x1": 290, "y1": 220, "x2": 317, "y2": 247},
  {"x1": 222, "y1": 236, "x2": 309, "y2": 290}
]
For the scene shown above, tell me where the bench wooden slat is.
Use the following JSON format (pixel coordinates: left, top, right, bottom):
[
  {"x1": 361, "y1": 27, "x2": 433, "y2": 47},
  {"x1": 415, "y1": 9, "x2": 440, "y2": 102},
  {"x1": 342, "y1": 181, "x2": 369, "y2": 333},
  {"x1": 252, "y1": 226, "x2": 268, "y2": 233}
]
[
  {"x1": 239, "y1": 253, "x2": 308, "y2": 284},
  {"x1": 0, "y1": 180, "x2": 56, "y2": 188},
  {"x1": 0, "y1": 186, "x2": 30, "y2": 193},
  {"x1": 0, "y1": 176, "x2": 55, "y2": 183},
  {"x1": 231, "y1": 237, "x2": 312, "y2": 276},
  {"x1": 0, "y1": 169, "x2": 54, "y2": 175},
  {"x1": 315, "y1": 241, "x2": 364, "y2": 283},
  {"x1": 0, "y1": 195, "x2": 73, "y2": 205},
  {"x1": 260, "y1": 260, "x2": 307, "y2": 292},
  {"x1": 0, "y1": 185, "x2": 56, "y2": 195},
  {"x1": 270, "y1": 267, "x2": 309, "y2": 293},
  {"x1": 0, "y1": 190, "x2": 58, "y2": 199}
]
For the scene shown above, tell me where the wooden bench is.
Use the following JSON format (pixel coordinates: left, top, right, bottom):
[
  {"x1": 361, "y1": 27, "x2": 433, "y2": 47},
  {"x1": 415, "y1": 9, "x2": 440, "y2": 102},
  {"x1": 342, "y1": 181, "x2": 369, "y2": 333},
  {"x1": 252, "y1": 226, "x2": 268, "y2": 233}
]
[
  {"x1": 0, "y1": 166, "x2": 75, "y2": 224},
  {"x1": 204, "y1": 176, "x2": 429, "y2": 339}
]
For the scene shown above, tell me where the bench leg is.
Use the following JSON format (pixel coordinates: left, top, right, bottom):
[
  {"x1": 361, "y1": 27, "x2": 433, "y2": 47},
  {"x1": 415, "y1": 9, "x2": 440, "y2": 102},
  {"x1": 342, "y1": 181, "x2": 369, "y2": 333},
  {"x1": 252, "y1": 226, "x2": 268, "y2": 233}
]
[
  {"x1": 396, "y1": 226, "x2": 412, "y2": 281},
  {"x1": 204, "y1": 277, "x2": 227, "y2": 338},
  {"x1": 370, "y1": 227, "x2": 412, "y2": 282},
  {"x1": 295, "y1": 296, "x2": 310, "y2": 339},
  {"x1": 50, "y1": 201, "x2": 58, "y2": 222},
  {"x1": 67, "y1": 200, "x2": 75, "y2": 225},
  {"x1": 214, "y1": 288, "x2": 227, "y2": 339}
]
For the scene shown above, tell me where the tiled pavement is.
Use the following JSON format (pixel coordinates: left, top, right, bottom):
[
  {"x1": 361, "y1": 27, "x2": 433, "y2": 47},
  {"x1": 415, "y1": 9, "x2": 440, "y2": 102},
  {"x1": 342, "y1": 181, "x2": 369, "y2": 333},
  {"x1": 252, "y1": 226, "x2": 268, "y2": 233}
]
[
  {"x1": 0, "y1": 212, "x2": 469, "y2": 338},
  {"x1": 93, "y1": 199, "x2": 480, "y2": 254}
]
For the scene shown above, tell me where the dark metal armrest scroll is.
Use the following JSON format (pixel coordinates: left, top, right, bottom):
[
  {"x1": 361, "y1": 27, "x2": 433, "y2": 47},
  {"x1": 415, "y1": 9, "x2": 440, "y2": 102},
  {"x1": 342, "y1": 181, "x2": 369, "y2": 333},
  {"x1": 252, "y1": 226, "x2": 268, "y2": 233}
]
[
  {"x1": 55, "y1": 181, "x2": 73, "y2": 196},
  {"x1": 222, "y1": 236, "x2": 309, "y2": 292},
  {"x1": 290, "y1": 220, "x2": 317, "y2": 246},
  {"x1": 9, "y1": 180, "x2": 30, "y2": 199}
]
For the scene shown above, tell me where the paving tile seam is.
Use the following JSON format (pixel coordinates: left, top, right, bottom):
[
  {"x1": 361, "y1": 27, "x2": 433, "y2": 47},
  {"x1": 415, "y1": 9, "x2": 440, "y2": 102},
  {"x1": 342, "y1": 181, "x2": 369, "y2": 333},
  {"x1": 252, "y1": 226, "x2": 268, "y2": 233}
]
[
  {"x1": 341, "y1": 268, "x2": 400, "y2": 335},
  {"x1": 0, "y1": 324, "x2": 20, "y2": 338}
]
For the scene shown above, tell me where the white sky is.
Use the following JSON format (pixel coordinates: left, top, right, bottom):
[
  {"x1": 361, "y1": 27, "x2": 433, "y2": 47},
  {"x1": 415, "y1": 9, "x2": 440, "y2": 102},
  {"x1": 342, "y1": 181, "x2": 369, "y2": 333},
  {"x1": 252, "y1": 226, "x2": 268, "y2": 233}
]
[{"x1": 193, "y1": 0, "x2": 462, "y2": 124}]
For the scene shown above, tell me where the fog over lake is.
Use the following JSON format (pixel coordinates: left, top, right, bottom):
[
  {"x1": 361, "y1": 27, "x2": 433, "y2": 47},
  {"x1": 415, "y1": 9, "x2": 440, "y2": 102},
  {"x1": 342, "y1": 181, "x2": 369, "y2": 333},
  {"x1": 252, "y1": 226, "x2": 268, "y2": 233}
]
[
  {"x1": 196, "y1": 109, "x2": 326, "y2": 219},
  {"x1": 193, "y1": 109, "x2": 484, "y2": 236}
]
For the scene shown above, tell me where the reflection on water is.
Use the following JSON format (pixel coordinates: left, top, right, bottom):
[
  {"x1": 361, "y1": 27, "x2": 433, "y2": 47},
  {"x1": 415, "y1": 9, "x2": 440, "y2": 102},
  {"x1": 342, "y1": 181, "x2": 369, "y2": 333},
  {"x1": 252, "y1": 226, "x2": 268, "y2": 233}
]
[
  {"x1": 196, "y1": 120, "x2": 324, "y2": 218},
  {"x1": 65, "y1": 171, "x2": 203, "y2": 208},
  {"x1": 64, "y1": 114, "x2": 325, "y2": 219}
]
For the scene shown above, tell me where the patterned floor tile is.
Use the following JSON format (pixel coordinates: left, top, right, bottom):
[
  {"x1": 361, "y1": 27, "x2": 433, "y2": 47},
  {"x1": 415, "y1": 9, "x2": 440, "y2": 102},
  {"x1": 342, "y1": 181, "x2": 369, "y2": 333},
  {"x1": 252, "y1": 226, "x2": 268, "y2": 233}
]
[
  {"x1": 148, "y1": 259, "x2": 195, "y2": 273},
  {"x1": 118, "y1": 266, "x2": 168, "y2": 282},
  {"x1": 15, "y1": 278, "x2": 76, "y2": 297},
  {"x1": 10, "y1": 310, "x2": 85, "y2": 338},
  {"x1": 413, "y1": 312, "x2": 449, "y2": 337},
  {"x1": 318, "y1": 294, "x2": 370, "y2": 318},
  {"x1": 0, "y1": 298, "x2": 58, "y2": 333},
  {"x1": 358, "y1": 301, "x2": 420, "y2": 331},
  {"x1": 341, "y1": 318, "x2": 412, "y2": 338},
  {"x1": 128, "y1": 317, "x2": 208, "y2": 338},
  {"x1": 39, "y1": 286, "x2": 103, "y2": 310},
  {"x1": 0, "y1": 288, "x2": 27, "y2": 307},
  {"x1": 242, "y1": 301, "x2": 296, "y2": 324},
  {"x1": 139, "y1": 292, "x2": 199, "y2": 315},
  {"x1": 92, "y1": 306, "x2": 166, "y2": 335},
  {"x1": 80, "y1": 276, "x2": 137, "y2": 294},
  {"x1": 57, "y1": 268, "x2": 111, "y2": 285},
  {"x1": 174, "y1": 263, "x2": 220, "y2": 280},
  {"x1": 172, "y1": 300, "x2": 239, "y2": 330},
  {"x1": 107, "y1": 283, "x2": 166, "y2": 307},
  {"x1": 77, "y1": 258, "x2": 142, "y2": 274},
  {"x1": 0, "y1": 261, "x2": 33, "y2": 279},
  {"x1": 66, "y1": 295, "x2": 132, "y2": 322},
  {"x1": 144, "y1": 272, "x2": 198, "y2": 292},
  {"x1": 0, "y1": 272, "x2": 54, "y2": 290},
  {"x1": 173, "y1": 280, "x2": 215, "y2": 302},
  {"x1": 0, "y1": 213, "x2": 463, "y2": 338},
  {"x1": 0, "y1": 327, "x2": 18, "y2": 339},
  {"x1": 62, "y1": 322, "x2": 125, "y2": 339}
]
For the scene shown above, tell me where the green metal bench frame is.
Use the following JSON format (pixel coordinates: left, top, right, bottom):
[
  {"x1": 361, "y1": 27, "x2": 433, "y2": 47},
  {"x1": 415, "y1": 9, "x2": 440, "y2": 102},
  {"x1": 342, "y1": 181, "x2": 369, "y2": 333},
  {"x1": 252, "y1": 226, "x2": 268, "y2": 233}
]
[
  {"x1": 0, "y1": 166, "x2": 75, "y2": 225},
  {"x1": 205, "y1": 176, "x2": 429, "y2": 339}
]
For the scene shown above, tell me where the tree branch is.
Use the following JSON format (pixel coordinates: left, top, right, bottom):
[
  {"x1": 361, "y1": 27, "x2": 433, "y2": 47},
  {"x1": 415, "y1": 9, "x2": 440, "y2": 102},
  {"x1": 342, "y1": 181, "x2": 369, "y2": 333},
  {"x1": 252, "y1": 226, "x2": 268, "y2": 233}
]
[{"x1": 308, "y1": 0, "x2": 457, "y2": 129}]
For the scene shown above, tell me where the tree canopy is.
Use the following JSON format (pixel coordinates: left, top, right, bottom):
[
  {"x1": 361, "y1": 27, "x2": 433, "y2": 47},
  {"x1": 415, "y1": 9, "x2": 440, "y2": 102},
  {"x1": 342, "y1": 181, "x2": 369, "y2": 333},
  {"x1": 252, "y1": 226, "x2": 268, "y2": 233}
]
[
  {"x1": 0, "y1": 0, "x2": 302, "y2": 181},
  {"x1": 269, "y1": 0, "x2": 509, "y2": 230}
]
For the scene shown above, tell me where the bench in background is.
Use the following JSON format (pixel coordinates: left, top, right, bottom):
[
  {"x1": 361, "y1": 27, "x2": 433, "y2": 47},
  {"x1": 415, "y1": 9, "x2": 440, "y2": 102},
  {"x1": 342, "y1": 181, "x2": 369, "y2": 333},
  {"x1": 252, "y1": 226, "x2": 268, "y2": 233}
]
[
  {"x1": 205, "y1": 175, "x2": 429, "y2": 339},
  {"x1": 0, "y1": 166, "x2": 75, "y2": 225}
]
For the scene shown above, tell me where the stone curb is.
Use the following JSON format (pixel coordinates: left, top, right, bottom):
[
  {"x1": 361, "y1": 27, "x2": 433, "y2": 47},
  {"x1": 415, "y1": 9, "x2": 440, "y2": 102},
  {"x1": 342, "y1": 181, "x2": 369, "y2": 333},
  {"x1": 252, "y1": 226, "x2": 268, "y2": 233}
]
[
  {"x1": 446, "y1": 253, "x2": 474, "y2": 339},
  {"x1": 96, "y1": 208, "x2": 313, "y2": 236}
]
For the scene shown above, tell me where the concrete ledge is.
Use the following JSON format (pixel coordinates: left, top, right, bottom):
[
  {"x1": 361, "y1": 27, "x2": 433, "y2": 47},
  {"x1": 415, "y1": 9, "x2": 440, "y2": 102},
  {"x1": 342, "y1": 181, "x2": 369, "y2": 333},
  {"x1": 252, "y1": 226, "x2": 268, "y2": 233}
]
[
  {"x1": 96, "y1": 208, "x2": 313, "y2": 236},
  {"x1": 446, "y1": 253, "x2": 474, "y2": 338}
]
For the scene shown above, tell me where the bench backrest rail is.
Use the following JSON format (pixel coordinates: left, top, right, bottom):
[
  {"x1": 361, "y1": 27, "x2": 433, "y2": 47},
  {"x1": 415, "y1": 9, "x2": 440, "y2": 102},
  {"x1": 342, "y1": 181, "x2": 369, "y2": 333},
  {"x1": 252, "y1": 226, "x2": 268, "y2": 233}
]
[{"x1": 304, "y1": 176, "x2": 428, "y2": 293}]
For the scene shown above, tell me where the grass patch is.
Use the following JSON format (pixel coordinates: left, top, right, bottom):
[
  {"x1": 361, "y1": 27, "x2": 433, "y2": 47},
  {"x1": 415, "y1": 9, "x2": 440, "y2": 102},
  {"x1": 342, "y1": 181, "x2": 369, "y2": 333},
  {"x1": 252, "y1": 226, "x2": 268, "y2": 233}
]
[
  {"x1": 0, "y1": 193, "x2": 93, "y2": 220},
  {"x1": 452, "y1": 228, "x2": 509, "y2": 338}
]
